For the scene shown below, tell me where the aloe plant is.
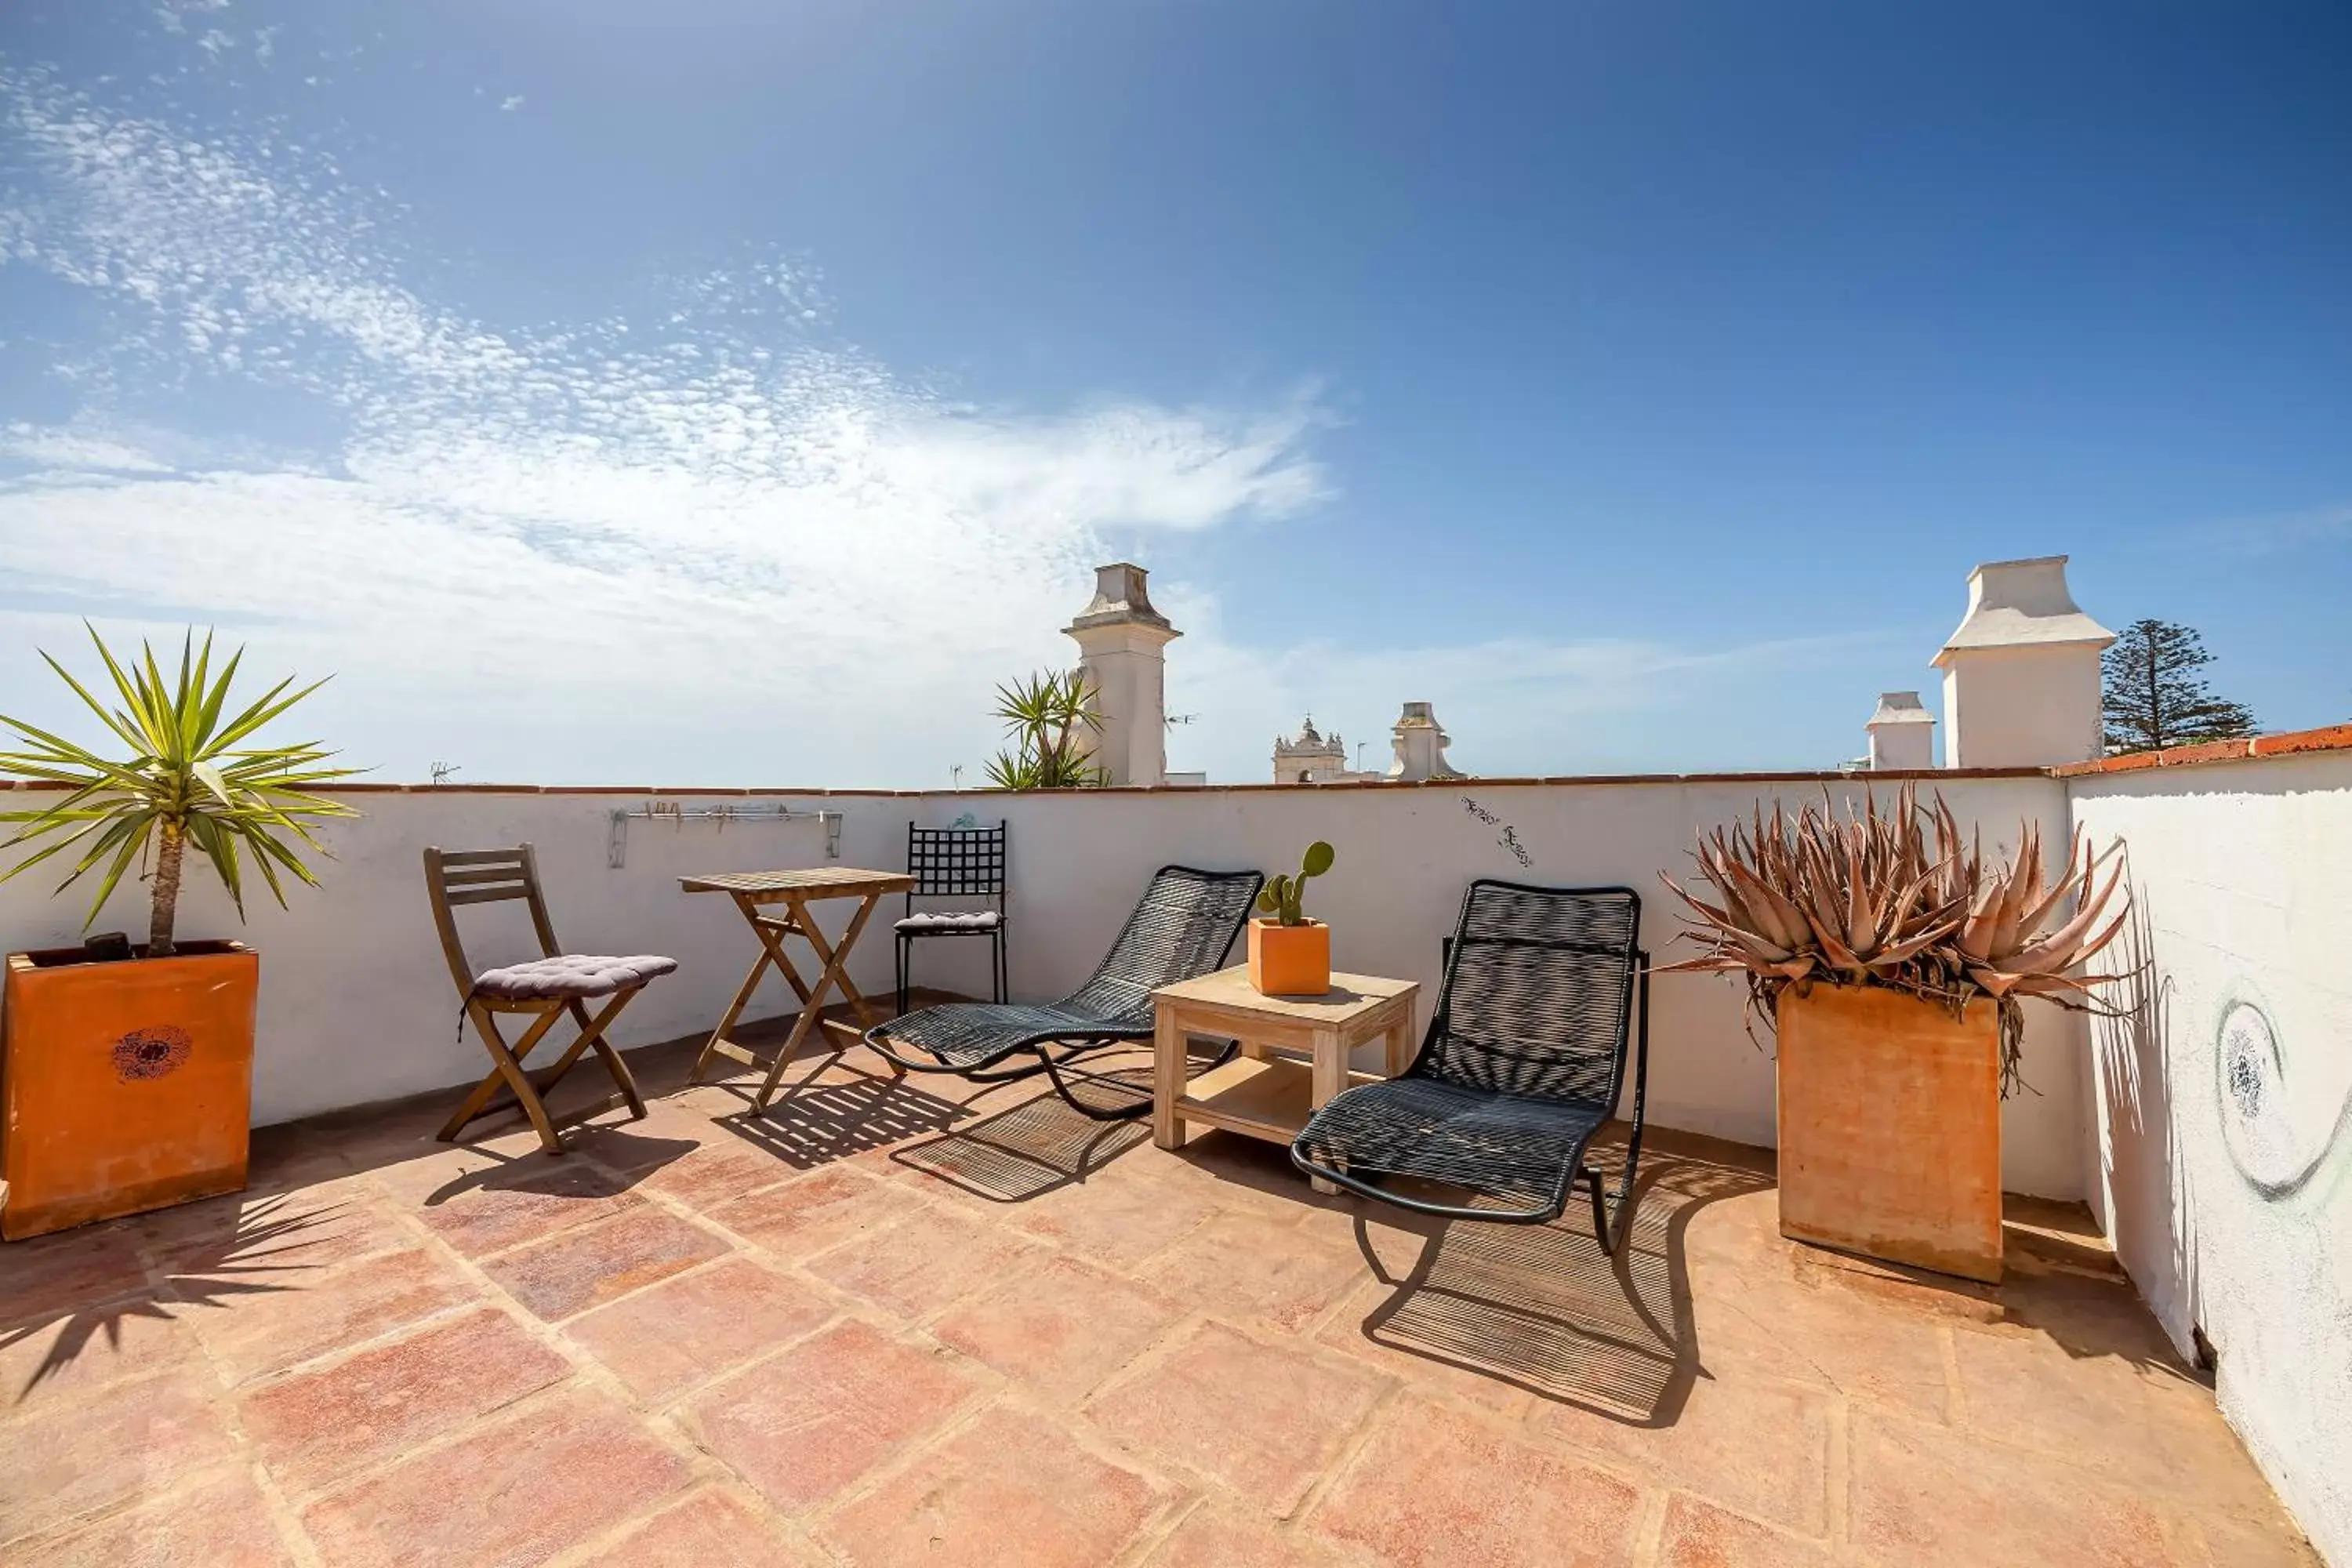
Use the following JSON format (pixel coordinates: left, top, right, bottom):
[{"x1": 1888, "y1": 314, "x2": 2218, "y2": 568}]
[
  {"x1": 1659, "y1": 784, "x2": 2135, "y2": 1094},
  {"x1": 0, "y1": 625, "x2": 359, "y2": 956},
  {"x1": 1258, "y1": 840, "x2": 1334, "y2": 926}
]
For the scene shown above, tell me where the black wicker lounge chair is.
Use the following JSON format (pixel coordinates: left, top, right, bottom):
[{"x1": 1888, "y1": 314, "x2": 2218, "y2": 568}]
[
  {"x1": 865, "y1": 864, "x2": 1264, "y2": 1120},
  {"x1": 1290, "y1": 880, "x2": 1650, "y2": 1253}
]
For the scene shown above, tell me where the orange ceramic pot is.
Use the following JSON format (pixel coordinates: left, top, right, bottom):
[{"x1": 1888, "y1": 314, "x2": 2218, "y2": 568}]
[
  {"x1": 2, "y1": 941, "x2": 256, "y2": 1240},
  {"x1": 1247, "y1": 919, "x2": 1331, "y2": 997},
  {"x1": 1774, "y1": 984, "x2": 2002, "y2": 1283}
]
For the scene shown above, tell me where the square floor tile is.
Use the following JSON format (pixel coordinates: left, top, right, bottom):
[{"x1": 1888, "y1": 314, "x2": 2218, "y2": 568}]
[
  {"x1": 0, "y1": 1368, "x2": 239, "y2": 1545},
  {"x1": 1655, "y1": 1494, "x2": 1842, "y2": 1567},
  {"x1": 564, "y1": 1256, "x2": 835, "y2": 1403},
  {"x1": 479, "y1": 1207, "x2": 729, "y2": 1322},
  {"x1": 405, "y1": 1162, "x2": 644, "y2": 1259},
  {"x1": 239, "y1": 1307, "x2": 571, "y2": 1495},
  {"x1": 1086, "y1": 1320, "x2": 1389, "y2": 1516},
  {"x1": 178, "y1": 1246, "x2": 480, "y2": 1385},
  {"x1": 801, "y1": 1202, "x2": 1047, "y2": 1323},
  {"x1": 931, "y1": 1254, "x2": 1183, "y2": 1406},
  {"x1": 1308, "y1": 1397, "x2": 1646, "y2": 1568},
  {"x1": 9, "y1": 1468, "x2": 297, "y2": 1567},
  {"x1": 1133, "y1": 1210, "x2": 1365, "y2": 1334},
  {"x1": 1532, "y1": 1370, "x2": 1834, "y2": 1537},
  {"x1": 818, "y1": 1406, "x2": 1174, "y2": 1568},
  {"x1": 705, "y1": 1167, "x2": 924, "y2": 1262},
  {"x1": 680, "y1": 1318, "x2": 980, "y2": 1514},
  {"x1": 1847, "y1": 1410, "x2": 2179, "y2": 1567},
  {"x1": 575, "y1": 1487, "x2": 809, "y2": 1566},
  {"x1": 299, "y1": 1388, "x2": 692, "y2": 1568}
]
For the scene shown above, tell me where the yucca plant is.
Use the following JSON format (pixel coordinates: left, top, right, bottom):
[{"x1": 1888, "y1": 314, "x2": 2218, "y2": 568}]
[
  {"x1": 984, "y1": 669, "x2": 1109, "y2": 790},
  {"x1": 0, "y1": 625, "x2": 359, "y2": 956},
  {"x1": 1660, "y1": 785, "x2": 2134, "y2": 1094},
  {"x1": 1258, "y1": 840, "x2": 1334, "y2": 926}
]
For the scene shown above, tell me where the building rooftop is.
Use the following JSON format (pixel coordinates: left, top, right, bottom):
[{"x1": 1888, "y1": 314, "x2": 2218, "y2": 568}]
[{"x1": 0, "y1": 1025, "x2": 2314, "y2": 1566}]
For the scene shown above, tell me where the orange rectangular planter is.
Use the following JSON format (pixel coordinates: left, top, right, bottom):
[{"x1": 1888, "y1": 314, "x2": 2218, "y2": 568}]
[
  {"x1": 1247, "y1": 918, "x2": 1331, "y2": 997},
  {"x1": 1774, "y1": 984, "x2": 2002, "y2": 1283},
  {"x1": 2, "y1": 941, "x2": 257, "y2": 1240}
]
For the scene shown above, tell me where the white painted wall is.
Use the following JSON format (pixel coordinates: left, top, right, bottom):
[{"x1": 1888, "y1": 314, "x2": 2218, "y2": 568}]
[
  {"x1": 2069, "y1": 752, "x2": 2352, "y2": 1566},
  {"x1": 0, "y1": 772, "x2": 2092, "y2": 1198}
]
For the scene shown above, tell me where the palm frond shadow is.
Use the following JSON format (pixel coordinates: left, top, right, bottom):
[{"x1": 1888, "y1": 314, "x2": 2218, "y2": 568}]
[
  {"x1": 3, "y1": 1191, "x2": 383, "y2": 1410},
  {"x1": 1348, "y1": 1146, "x2": 1770, "y2": 1422}
]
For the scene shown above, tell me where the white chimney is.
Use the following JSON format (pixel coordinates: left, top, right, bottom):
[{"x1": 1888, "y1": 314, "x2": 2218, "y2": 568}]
[
  {"x1": 1931, "y1": 556, "x2": 2114, "y2": 768},
  {"x1": 1062, "y1": 563, "x2": 1178, "y2": 787},
  {"x1": 1386, "y1": 701, "x2": 1462, "y2": 782},
  {"x1": 1865, "y1": 691, "x2": 1936, "y2": 771}
]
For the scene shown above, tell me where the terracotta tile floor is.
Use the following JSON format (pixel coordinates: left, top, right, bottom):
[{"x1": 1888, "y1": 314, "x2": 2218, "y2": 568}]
[{"x1": 0, "y1": 1029, "x2": 2321, "y2": 1566}]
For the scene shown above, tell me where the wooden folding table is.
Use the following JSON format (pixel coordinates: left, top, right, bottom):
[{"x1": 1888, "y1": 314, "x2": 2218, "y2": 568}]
[{"x1": 683, "y1": 866, "x2": 914, "y2": 1112}]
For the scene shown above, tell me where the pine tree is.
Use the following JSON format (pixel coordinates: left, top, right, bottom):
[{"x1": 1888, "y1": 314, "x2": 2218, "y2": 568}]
[{"x1": 2101, "y1": 619, "x2": 2257, "y2": 753}]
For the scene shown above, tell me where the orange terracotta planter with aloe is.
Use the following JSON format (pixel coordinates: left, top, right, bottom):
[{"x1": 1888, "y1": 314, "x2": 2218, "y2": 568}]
[
  {"x1": 1249, "y1": 840, "x2": 1335, "y2": 996},
  {"x1": 1660, "y1": 785, "x2": 2134, "y2": 1283},
  {"x1": 0, "y1": 626, "x2": 355, "y2": 1241}
]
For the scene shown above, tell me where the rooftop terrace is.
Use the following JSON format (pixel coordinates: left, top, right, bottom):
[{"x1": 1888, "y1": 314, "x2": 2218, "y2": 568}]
[{"x1": 2, "y1": 1025, "x2": 2316, "y2": 1567}]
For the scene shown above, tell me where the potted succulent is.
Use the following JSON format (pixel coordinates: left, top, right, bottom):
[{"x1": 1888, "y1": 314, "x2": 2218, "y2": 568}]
[
  {"x1": 0, "y1": 626, "x2": 354, "y2": 1240},
  {"x1": 1249, "y1": 840, "x2": 1335, "y2": 996},
  {"x1": 1661, "y1": 786, "x2": 2130, "y2": 1283}
]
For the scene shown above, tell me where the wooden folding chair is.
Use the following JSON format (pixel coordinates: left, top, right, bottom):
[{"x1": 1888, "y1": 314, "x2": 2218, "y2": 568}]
[{"x1": 423, "y1": 844, "x2": 677, "y2": 1155}]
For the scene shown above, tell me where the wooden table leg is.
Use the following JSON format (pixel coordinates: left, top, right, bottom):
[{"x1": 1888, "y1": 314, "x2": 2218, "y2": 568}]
[
  {"x1": 691, "y1": 891, "x2": 814, "y2": 1085},
  {"x1": 1152, "y1": 1004, "x2": 1188, "y2": 1152},
  {"x1": 752, "y1": 892, "x2": 880, "y2": 1113},
  {"x1": 1385, "y1": 1009, "x2": 1416, "y2": 1078},
  {"x1": 1307, "y1": 1022, "x2": 1347, "y2": 1194}
]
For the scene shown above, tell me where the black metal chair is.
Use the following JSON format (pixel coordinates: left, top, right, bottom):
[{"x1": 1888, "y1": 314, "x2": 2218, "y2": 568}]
[
  {"x1": 1290, "y1": 880, "x2": 1650, "y2": 1254},
  {"x1": 895, "y1": 822, "x2": 1010, "y2": 1015},
  {"x1": 865, "y1": 864, "x2": 1263, "y2": 1121}
]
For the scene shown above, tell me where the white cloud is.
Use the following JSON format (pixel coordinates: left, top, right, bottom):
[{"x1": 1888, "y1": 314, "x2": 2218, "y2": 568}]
[
  {"x1": 0, "y1": 62, "x2": 1867, "y2": 788},
  {"x1": 499, "y1": 95, "x2": 524, "y2": 113},
  {"x1": 0, "y1": 71, "x2": 1329, "y2": 784}
]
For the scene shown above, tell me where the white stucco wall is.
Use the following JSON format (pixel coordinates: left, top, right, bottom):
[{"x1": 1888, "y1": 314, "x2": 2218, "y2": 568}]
[
  {"x1": 2068, "y1": 751, "x2": 2352, "y2": 1566},
  {"x1": 1, "y1": 771, "x2": 2089, "y2": 1199}
]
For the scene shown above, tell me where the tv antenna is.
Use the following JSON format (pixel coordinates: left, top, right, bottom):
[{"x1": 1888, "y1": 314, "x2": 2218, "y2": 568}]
[
  {"x1": 1165, "y1": 713, "x2": 1200, "y2": 728},
  {"x1": 429, "y1": 761, "x2": 460, "y2": 786}
]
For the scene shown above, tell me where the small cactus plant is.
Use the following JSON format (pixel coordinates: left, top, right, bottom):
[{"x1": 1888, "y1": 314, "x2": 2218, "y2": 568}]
[{"x1": 1257, "y1": 840, "x2": 1335, "y2": 927}]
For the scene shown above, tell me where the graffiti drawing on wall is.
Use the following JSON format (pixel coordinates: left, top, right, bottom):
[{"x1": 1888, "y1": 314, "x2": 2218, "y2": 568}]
[
  {"x1": 2216, "y1": 989, "x2": 2352, "y2": 1203},
  {"x1": 1459, "y1": 795, "x2": 1534, "y2": 869}
]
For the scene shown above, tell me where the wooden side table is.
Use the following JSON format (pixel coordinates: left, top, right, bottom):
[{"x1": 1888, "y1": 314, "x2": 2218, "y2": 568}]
[{"x1": 1150, "y1": 967, "x2": 1419, "y2": 1193}]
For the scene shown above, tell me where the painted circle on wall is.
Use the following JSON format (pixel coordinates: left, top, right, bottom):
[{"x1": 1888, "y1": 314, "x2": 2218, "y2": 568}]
[
  {"x1": 2216, "y1": 999, "x2": 2304, "y2": 1196},
  {"x1": 113, "y1": 1025, "x2": 194, "y2": 1082}
]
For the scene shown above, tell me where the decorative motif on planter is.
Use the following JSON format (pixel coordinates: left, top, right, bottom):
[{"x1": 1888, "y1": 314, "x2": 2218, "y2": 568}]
[{"x1": 113, "y1": 1024, "x2": 194, "y2": 1082}]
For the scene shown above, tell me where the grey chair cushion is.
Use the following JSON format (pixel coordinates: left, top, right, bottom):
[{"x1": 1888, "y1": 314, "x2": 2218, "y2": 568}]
[
  {"x1": 472, "y1": 954, "x2": 678, "y2": 1002},
  {"x1": 895, "y1": 912, "x2": 1002, "y2": 934}
]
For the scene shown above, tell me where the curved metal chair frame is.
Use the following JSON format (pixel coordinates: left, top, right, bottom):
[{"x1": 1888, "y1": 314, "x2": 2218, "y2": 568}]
[
  {"x1": 1290, "y1": 879, "x2": 1650, "y2": 1253},
  {"x1": 865, "y1": 864, "x2": 1263, "y2": 1122}
]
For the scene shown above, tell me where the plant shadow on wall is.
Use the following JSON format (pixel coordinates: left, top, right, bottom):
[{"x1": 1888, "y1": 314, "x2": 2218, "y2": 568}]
[{"x1": 2089, "y1": 892, "x2": 2201, "y2": 1350}]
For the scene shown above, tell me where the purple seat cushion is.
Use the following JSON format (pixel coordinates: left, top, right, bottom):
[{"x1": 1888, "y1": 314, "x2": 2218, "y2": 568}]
[{"x1": 471, "y1": 954, "x2": 678, "y2": 1002}]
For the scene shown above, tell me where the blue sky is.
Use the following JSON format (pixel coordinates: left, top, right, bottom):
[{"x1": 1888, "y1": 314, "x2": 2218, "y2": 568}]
[{"x1": 2, "y1": 1, "x2": 2346, "y2": 785}]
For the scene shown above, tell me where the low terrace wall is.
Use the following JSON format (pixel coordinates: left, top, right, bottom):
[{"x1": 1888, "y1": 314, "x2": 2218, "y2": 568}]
[{"x1": 0, "y1": 770, "x2": 2091, "y2": 1198}]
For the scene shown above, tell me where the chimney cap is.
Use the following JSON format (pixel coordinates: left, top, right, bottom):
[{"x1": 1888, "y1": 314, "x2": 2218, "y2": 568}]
[
  {"x1": 1065, "y1": 562, "x2": 1175, "y2": 634},
  {"x1": 1867, "y1": 691, "x2": 1936, "y2": 728},
  {"x1": 1933, "y1": 554, "x2": 2114, "y2": 666}
]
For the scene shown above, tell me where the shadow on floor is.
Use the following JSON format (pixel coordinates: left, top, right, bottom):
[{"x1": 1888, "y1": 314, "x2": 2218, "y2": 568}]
[{"x1": 1352, "y1": 1134, "x2": 1773, "y2": 1425}]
